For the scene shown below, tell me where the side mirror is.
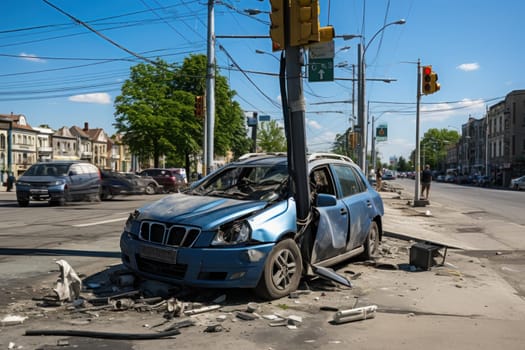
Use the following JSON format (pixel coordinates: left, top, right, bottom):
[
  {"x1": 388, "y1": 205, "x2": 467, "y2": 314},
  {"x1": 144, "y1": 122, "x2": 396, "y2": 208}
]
[{"x1": 316, "y1": 193, "x2": 337, "y2": 207}]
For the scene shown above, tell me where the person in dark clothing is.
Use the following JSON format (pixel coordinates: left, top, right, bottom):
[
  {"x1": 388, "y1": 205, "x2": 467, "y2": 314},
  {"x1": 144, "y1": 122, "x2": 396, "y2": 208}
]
[
  {"x1": 375, "y1": 167, "x2": 382, "y2": 191},
  {"x1": 421, "y1": 164, "x2": 432, "y2": 199}
]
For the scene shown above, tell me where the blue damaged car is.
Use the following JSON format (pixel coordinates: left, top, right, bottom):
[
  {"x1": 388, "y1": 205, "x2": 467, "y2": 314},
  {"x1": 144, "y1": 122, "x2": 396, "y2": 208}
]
[{"x1": 120, "y1": 153, "x2": 384, "y2": 300}]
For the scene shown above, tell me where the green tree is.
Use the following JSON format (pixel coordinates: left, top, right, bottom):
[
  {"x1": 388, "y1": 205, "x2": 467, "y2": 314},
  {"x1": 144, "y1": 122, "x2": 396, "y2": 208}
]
[
  {"x1": 258, "y1": 120, "x2": 286, "y2": 152},
  {"x1": 114, "y1": 59, "x2": 182, "y2": 168},
  {"x1": 114, "y1": 55, "x2": 251, "y2": 173}
]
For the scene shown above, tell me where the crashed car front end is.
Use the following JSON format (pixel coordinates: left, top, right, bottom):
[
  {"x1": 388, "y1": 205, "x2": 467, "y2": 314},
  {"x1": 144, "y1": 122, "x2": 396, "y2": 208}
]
[{"x1": 120, "y1": 194, "x2": 297, "y2": 289}]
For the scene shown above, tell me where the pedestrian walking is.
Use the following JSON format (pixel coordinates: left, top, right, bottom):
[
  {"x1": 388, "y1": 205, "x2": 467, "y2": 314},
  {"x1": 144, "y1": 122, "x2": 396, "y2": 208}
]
[
  {"x1": 421, "y1": 164, "x2": 432, "y2": 200},
  {"x1": 375, "y1": 167, "x2": 383, "y2": 191}
]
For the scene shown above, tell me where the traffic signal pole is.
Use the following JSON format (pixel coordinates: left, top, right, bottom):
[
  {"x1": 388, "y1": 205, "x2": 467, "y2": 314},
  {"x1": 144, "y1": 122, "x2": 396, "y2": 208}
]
[
  {"x1": 285, "y1": 45, "x2": 310, "y2": 224},
  {"x1": 414, "y1": 59, "x2": 422, "y2": 204}
]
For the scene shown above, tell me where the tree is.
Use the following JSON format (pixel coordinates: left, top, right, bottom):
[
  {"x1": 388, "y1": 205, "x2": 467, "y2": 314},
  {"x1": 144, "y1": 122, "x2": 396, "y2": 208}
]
[
  {"x1": 114, "y1": 55, "x2": 251, "y2": 173},
  {"x1": 114, "y1": 59, "x2": 182, "y2": 168},
  {"x1": 258, "y1": 120, "x2": 286, "y2": 152}
]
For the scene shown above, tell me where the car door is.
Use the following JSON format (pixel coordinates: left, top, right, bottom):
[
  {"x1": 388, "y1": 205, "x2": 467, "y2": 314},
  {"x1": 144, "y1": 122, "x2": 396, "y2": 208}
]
[
  {"x1": 310, "y1": 166, "x2": 350, "y2": 263},
  {"x1": 67, "y1": 163, "x2": 85, "y2": 198},
  {"x1": 330, "y1": 164, "x2": 372, "y2": 251}
]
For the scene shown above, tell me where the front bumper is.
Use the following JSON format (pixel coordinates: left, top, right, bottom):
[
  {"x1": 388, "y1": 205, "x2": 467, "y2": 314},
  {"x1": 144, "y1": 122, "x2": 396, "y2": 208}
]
[{"x1": 120, "y1": 232, "x2": 274, "y2": 289}]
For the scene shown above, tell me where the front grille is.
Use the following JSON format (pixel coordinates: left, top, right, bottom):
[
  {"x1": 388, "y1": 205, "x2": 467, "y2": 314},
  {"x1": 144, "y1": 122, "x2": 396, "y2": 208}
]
[
  {"x1": 136, "y1": 256, "x2": 187, "y2": 279},
  {"x1": 139, "y1": 221, "x2": 200, "y2": 247}
]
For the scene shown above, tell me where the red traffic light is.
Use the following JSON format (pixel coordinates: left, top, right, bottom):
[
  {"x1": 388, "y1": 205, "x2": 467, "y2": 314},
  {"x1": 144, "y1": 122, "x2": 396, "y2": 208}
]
[{"x1": 423, "y1": 66, "x2": 431, "y2": 75}]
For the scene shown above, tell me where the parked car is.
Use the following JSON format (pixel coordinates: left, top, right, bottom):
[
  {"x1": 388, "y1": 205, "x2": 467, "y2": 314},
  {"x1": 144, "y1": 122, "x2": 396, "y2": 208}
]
[
  {"x1": 100, "y1": 171, "x2": 151, "y2": 200},
  {"x1": 475, "y1": 175, "x2": 492, "y2": 187},
  {"x1": 510, "y1": 175, "x2": 525, "y2": 190},
  {"x1": 122, "y1": 173, "x2": 163, "y2": 195},
  {"x1": 138, "y1": 168, "x2": 185, "y2": 193},
  {"x1": 382, "y1": 170, "x2": 395, "y2": 180},
  {"x1": 15, "y1": 161, "x2": 101, "y2": 207},
  {"x1": 120, "y1": 153, "x2": 384, "y2": 300}
]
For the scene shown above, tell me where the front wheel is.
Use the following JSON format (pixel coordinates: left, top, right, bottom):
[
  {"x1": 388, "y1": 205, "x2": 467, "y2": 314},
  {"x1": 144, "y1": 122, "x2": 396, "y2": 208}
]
[
  {"x1": 18, "y1": 200, "x2": 29, "y2": 207},
  {"x1": 361, "y1": 221, "x2": 379, "y2": 260},
  {"x1": 255, "y1": 239, "x2": 302, "y2": 300}
]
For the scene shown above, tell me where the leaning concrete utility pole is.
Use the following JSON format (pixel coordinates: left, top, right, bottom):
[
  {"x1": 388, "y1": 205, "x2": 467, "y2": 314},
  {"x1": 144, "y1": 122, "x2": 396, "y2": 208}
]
[{"x1": 414, "y1": 59, "x2": 421, "y2": 204}]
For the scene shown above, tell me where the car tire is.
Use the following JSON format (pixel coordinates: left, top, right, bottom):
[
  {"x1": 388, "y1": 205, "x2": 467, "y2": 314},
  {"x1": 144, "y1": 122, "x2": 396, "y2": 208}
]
[
  {"x1": 18, "y1": 200, "x2": 29, "y2": 207},
  {"x1": 100, "y1": 187, "x2": 112, "y2": 200},
  {"x1": 255, "y1": 239, "x2": 302, "y2": 300},
  {"x1": 361, "y1": 221, "x2": 379, "y2": 260},
  {"x1": 145, "y1": 184, "x2": 157, "y2": 195}
]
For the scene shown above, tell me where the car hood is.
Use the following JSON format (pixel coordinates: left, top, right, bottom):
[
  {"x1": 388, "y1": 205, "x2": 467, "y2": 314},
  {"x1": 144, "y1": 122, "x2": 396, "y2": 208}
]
[
  {"x1": 136, "y1": 193, "x2": 269, "y2": 230},
  {"x1": 17, "y1": 175, "x2": 65, "y2": 183}
]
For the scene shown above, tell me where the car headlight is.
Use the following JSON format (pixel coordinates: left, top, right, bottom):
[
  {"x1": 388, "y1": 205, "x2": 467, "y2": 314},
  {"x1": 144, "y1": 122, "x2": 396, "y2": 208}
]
[
  {"x1": 212, "y1": 220, "x2": 251, "y2": 246},
  {"x1": 124, "y1": 210, "x2": 140, "y2": 234},
  {"x1": 52, "y1": 180, "x2": 66, "y2": 186},
  {"x1": 16, "y1": 181, "x2": 30, "y2": 186}
]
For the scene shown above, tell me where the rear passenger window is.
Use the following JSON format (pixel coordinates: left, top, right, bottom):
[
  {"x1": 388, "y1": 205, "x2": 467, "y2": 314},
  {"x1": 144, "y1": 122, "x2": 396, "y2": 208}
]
[
  {"x1": 69, "y1": 164, "x2": 83, "y2": 175},
  {"x1": 332, "y1": 165, "x2": 365, "y2": 198}
]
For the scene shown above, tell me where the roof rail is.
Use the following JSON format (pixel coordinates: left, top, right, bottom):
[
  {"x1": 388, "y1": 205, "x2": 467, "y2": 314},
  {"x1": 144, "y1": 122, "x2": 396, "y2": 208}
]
[
  {"x1": 238, "y1": 152, "x2": 287, "y2": 160},
  {"x1": 308, "y1": 152, "x2": 354, "y2": 163}
]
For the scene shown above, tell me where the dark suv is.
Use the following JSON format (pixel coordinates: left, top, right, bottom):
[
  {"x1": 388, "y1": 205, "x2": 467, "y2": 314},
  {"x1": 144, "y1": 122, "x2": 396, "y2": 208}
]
[
  {"x1": 15, "y1": 161, "x2": 101, "y2": 206},
  {"x1": 138, "y1": 168, "x2": 184, "y2": 193}
]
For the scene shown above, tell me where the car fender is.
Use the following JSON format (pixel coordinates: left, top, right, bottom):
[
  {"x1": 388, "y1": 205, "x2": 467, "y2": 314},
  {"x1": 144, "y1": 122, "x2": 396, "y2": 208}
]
[{"x1": 248, "y1": 198, "x2": 297, "y2": 242}]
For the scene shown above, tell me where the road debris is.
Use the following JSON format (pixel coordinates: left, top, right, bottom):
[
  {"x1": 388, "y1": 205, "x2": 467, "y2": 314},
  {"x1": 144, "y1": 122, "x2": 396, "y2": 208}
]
[
  {"x1": 332, "y1": 305, "x2": 377, "y2": 324},
  {"x1": 1, "y1": 314, "x2": 28, "y2": 326},
  {"x1": 53, "y1": 259, "x2": 82, "y2": 302}
]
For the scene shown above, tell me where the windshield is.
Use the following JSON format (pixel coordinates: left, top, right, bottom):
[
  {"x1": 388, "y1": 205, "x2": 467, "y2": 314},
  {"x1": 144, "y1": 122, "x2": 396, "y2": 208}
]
[
  {"x1": 189, "y1": 164, "x2": 289, "y2": 201},
  {"x1": 24, "y1": 164, "x2": 69, "y2": 176}
]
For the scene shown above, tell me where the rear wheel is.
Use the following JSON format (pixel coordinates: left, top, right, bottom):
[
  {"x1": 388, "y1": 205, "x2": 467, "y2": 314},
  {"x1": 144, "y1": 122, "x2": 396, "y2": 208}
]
[
  {"x1": 361, "y1": 221, "x2": 379, "y2": 260},
  {"x1": 255, "y1": 239, "x2": 302, "y2": 300},
  {"x1": 145, "y1": 184, "x2": 157, "y2": 195}
]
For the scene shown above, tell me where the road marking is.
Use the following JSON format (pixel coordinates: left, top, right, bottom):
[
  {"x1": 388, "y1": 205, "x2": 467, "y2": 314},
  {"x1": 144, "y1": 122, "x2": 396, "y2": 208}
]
[{"x1": 73, "y1": 217, "x2": 127, "y2": 227}]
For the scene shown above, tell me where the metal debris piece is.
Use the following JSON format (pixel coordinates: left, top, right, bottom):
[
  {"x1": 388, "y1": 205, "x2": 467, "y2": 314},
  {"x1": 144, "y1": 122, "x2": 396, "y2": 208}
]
[
  {"x1": 287, "y1": 315, "x2": 302, "y2": 325},
  {"x1": 111, "y1": 298, "x2": 134, "y2": 311},
  {"x1": 1, "y1": 314, "x2": 28, "y2": 326},
  {"x1": 163, "y1": 318, "x2": 196, "y2": 332},
  {"x1": 269, "y1": 320, "x2": 288, "y2": 327},
  {"x1": 246, "y1": 302, "x2": 259, "y2": 313},
  {"x1": 204, "y1": 324, "x2": 223, "y2": 333},
  {"x1": 183, "y1": 304, "x2": 221, "y2": 316},
  {"x1": 332, "y1": 305, "x2": 377, "y2": 324},
  {"x1": 53, "y1": 260, "x2": 82, "y2": 302},
  {"x1": 236, "y1": 311, "x2": 258, "y2": 321}
]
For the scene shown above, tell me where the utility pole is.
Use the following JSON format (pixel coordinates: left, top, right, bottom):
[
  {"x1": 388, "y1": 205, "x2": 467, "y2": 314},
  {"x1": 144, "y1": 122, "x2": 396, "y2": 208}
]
[
  {"x1": 205, "y1": 0, "x2": 215, "y2": 175},
  {"x1": 414, "y1": 59, "x2": 421, "y2": 204},
  {"x1": 357, "y1": 43, "x2": 367, "y2": 173}
]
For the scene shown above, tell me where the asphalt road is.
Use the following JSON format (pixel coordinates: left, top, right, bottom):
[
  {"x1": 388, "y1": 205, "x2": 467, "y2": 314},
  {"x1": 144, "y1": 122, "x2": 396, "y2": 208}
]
[{"x1": 0, "y1": 188, "x2": 524, "y2": 350}]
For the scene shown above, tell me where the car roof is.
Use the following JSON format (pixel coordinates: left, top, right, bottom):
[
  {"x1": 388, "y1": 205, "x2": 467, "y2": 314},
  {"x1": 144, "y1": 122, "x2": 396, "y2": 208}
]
[{"x1": 234, "y1": 152, "x2": 355, "y2": 168}]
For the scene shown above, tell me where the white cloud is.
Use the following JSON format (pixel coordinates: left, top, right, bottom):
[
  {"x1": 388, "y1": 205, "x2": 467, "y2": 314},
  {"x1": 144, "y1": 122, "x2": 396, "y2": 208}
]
[
  {"x1": 457, "y1": 62, "x2": 480, "y2": 71},
  {"x1": 69, "y1": 93, "x2": 111, "y2": 104},
  {"x1": 421, "y1": 98, "x2": 485, "y2": 122},
  {"x1": 307, "y1": 119, "x2": 322, "y2": 129},
  {"x1": 19, "y1": 53, "x2": 45, "y2": 63}
]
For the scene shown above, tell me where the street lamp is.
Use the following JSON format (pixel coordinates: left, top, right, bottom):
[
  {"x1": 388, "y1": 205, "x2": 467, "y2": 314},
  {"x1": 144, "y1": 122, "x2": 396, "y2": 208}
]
[
  {"x1": 356, "y1": 19, "x2": 406, "y2": 174},
  {"x1": 255, "y1": 49, "x2": 280, "y2": 62}
]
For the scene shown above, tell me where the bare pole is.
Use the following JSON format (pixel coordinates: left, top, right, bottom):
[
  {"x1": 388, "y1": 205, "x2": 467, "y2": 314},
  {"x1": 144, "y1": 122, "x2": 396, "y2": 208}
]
[
  {"x1": 414, "y1": 59, "x2": 421, "y2": 203},
  {"x1": 205, "y1": 0, "x2": 216, "y2": 175}
]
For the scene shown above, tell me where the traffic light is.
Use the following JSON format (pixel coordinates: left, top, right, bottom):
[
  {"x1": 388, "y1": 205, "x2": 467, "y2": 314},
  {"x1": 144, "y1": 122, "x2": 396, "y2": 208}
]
[
  {"x1": 269, "y1": 0, "x2": 285, "y2": 51},
  {"x1": 421, "y1": 65, "x2": 441, "y2": 95},
  {"x1": 348, "y1": 131, "x2": 358, "y2": 149},
  {"x1": 422, "y1": 65, "x2": 432, "y2": 95},
  {"x1": 289, "y1": 0, "x2": 320, "y2": 47},
  {"x1": 194, "y1": 95, "x2": 204, "y2": 118},
  {"x1": 430, "y1": 70, "x2": 440, "y2": 93}
]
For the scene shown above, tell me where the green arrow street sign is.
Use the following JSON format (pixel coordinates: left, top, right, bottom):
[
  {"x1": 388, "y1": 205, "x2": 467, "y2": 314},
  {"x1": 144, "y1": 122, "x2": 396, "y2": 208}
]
[{"x1": 308, "y1": 58, "x2": 334, "y2": 82}]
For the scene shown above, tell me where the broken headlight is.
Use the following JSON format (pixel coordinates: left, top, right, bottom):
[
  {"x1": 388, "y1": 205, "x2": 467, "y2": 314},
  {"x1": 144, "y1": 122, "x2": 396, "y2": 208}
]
[
  {"x1": 124, "y1": 209, "x2": 140, "y2": 234},
  {"x1": 212, "y1": 220, "x2": 251, "y2": 246}
]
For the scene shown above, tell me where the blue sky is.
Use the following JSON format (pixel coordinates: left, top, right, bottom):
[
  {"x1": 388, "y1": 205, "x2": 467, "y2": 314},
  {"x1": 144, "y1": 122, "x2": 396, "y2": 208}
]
[{"x1": 1, "y1": 0, "x2": 524, "y2": 163}]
